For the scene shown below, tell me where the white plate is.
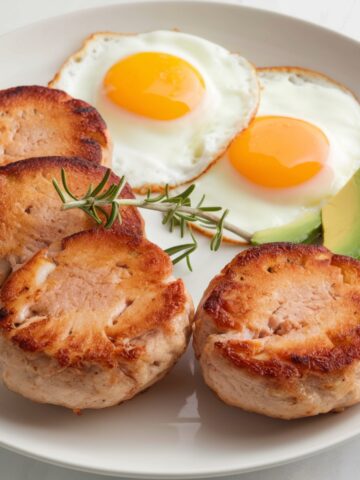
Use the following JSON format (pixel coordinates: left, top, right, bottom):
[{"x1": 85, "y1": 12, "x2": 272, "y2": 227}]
[{"x1": 0, "y1": 1, "x2": 360, "y2": 478}]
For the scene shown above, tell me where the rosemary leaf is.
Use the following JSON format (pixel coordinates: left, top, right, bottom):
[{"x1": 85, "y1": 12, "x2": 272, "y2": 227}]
[
  {"x1": 96, "y1": 183, "x2": 118, "y2": 200},
  {"x1": 173, "y1": 183, "x2": 196, "y2": 200},
  {"x1": 108, "y1": 176, "x2": 126, "y2": 201},
  {"x1": 145, "y1": 191, "x2": 166, "y2": 203},
  {"x1": 198, "y1": 206, "x2": 223, "y2": 212},
  {"x1": 186, "y1": 255, "x2": 193, "y2": 272},
  {"x1": 105, "y1": 202, "x2": 119, "y2": 228},
  {"x1": 90, "y1": 205, "x2": 103, "y2": 224},
  {"x1": 83, "y1": 183, "x2": 93, "y2": 199},
  {"x1": 52, "y1": 178, "x2": 67, "y2": 203},
  {"x1": 96, "y1": 206, "x2": 109, "y2": 220},
  {"x1": 164, "y1": 243, "x2": 196, "y2": 256},
  {"x1": 171, "y1": 247, "x2": 197, "y2": 266},
  {"x1": 91, "y1": 168, "x2": 111, "y2": 197},
  {"x1": 104, "y1": 202, "x2": 119, "y2": 228},
  {"x1": 61, "y1": 169, "x2": 78, "y2": 200},
  {"x1": 196, "y1": 194, "x2": 205, "y2": 209},
  {"x1": 78, "y1": 206, "x2": 102, "y2": 225}
]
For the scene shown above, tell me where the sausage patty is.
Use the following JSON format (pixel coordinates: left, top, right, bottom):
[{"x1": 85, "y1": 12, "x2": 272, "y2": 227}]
[
  {"x1": 0, "y1": 229, "x2": 193, "y2": 410},
  {"x1": 0, "y1": 85, "x2": 111, "y2": 166},
  {"x1": 194, "y1": 243, "x2": 360, "y2": 419}
]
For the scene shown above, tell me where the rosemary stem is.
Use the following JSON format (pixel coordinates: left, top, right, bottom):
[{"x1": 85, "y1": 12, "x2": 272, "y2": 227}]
[
  {"x1": 54, "y1": 168, "x2": 253, "y2": 271},
  {"x1": 61, "y1": 196, "x2": 251, "y2": 242},
  {"x1": 112, "y1": 199, "x2": 252, "y2": 242},
  {"x1": 63, "y1": 200, "x2": 89, "y2": 209}
]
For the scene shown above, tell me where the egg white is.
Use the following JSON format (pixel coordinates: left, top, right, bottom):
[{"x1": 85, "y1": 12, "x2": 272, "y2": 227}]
[
  {"x1": 189, "y1": 67, "x2": 360, "y2": 242},
  {"x1": 49, "y1": 30, "x2": 259, "y2": 190}
]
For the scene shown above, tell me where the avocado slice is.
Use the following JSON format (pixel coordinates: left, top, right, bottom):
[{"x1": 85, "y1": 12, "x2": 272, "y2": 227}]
[
  {"x1": 322, "y1": 169, "x2": 360, "y2": 258},
  {"x1": 251, "y1": 210, "x2": 322, "y2": 245}
]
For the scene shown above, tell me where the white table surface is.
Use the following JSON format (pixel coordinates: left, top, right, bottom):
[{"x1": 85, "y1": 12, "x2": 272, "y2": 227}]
[{"x1": 0, "y1": 0, "x2": 359, "y2": 479}]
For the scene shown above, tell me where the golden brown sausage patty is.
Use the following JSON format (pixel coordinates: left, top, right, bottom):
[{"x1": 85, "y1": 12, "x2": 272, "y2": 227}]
[
  {"x1": 194, "y1": 243, "x2": 360, "y2": 419},
  {"x1": 0, "y1": 85, "x2": 111, "y2": 166},
  {"x1": 0, "y1": 229, "x2": 193, "y2": 409}
]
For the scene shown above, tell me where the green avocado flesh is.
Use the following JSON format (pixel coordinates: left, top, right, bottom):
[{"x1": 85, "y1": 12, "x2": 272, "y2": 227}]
[
  {"x1": 251, "y1": 210, "x2": 322, "y2": 246},
  {"x1": 322, "y1": 169, "x2": 360, "y2": 258}
]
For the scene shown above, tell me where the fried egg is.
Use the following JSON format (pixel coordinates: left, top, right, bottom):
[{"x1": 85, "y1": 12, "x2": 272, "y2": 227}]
[
  {"x1": 49, "y1": 30, "x2": 259, "y2": 191},
  {"x1": 189, "y1": 67, "x2": 360, "y2": 242}
]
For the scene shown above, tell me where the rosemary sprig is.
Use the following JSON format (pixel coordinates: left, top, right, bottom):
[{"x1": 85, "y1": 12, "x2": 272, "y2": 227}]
[
  {"x1": 53, "y1": 168, "x2": 251, "y2": 270},
  {"x1": 164, "y1": 229, "x2": 198, "y2": 271}
]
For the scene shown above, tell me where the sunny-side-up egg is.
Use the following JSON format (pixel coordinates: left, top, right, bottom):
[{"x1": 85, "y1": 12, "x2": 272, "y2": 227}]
[
  {"x1": 189, "y1": 67, "x2": 360, "y2": 242},
  {"x1": 49, "y1": 30, "x2": 259, "y2": 191}
]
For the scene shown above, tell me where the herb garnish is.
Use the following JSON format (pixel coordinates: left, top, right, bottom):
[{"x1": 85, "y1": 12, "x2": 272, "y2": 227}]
[{"x1": 53, "y1": 168, "x2": 251, "y2": 270}]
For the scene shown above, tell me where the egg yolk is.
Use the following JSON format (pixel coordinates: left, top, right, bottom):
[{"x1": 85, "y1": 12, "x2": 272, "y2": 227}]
[
  {"x1": 103, "y1": 52, "x2": 205, "y2": 120},
  {"x1": 228, "y1": 116, "x2": 329, "y2": 188}
]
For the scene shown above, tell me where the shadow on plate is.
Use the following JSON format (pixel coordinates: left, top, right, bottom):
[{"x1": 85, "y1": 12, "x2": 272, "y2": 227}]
[
  {"x1": 193, "y1": 361, "x2": 360, "y2": 454},
  {"x1": 0, "y1": 347, "x2": 197, "y2": 445}
]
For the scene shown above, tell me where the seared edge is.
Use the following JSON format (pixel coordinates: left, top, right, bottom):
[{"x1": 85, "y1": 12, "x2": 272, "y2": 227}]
[
  {"x1": 194, "y1": 243, "x2": 360, "y2": 418},
  {"x1": 0, "y1": 228, "x2": 193, "y2": 409},
  {"x1": 0, "y1": 85, "x2": 112, "y2": 166}
]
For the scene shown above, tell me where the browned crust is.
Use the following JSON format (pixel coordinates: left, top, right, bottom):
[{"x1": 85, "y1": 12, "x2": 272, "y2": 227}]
[
  {"x1": 215, "y1": 340, "x2": 300, "y2": 378},
  {"x1": 196, "y1": 243, "x2": 360, "y2": 378},
  {"x1": 0, "y1": 154, "x2": 109, "y2": 179},
  {"x1": 48, "y1": 31, "x2": 260, "y2": 194},
  {"x1": 0, "y1": 85, "x2": 112, "y2": 166},
  {"x1": 60, "y1": 225, "x2": 143, "y2": 251},
  {"x1": 216, "y1": 324, "x2": 360, "y2": 378},
  {"x1": 0, "y1": 228, "x2": 190, "y2": 368},
  {"x1": 0, "y1": 155, "x2": 144, "y2": 238}
]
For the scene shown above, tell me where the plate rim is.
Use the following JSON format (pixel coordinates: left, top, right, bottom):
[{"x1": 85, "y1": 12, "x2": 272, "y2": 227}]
[
  {"x1": 1, "y1": 0, "x2": 359, "y2": 47},
  {"x1": 0, "y1": 428, "x2": 356, "y2": 479},
  {"x1": 0, "y1": 1, "x2": 359, "y2": 478}
]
